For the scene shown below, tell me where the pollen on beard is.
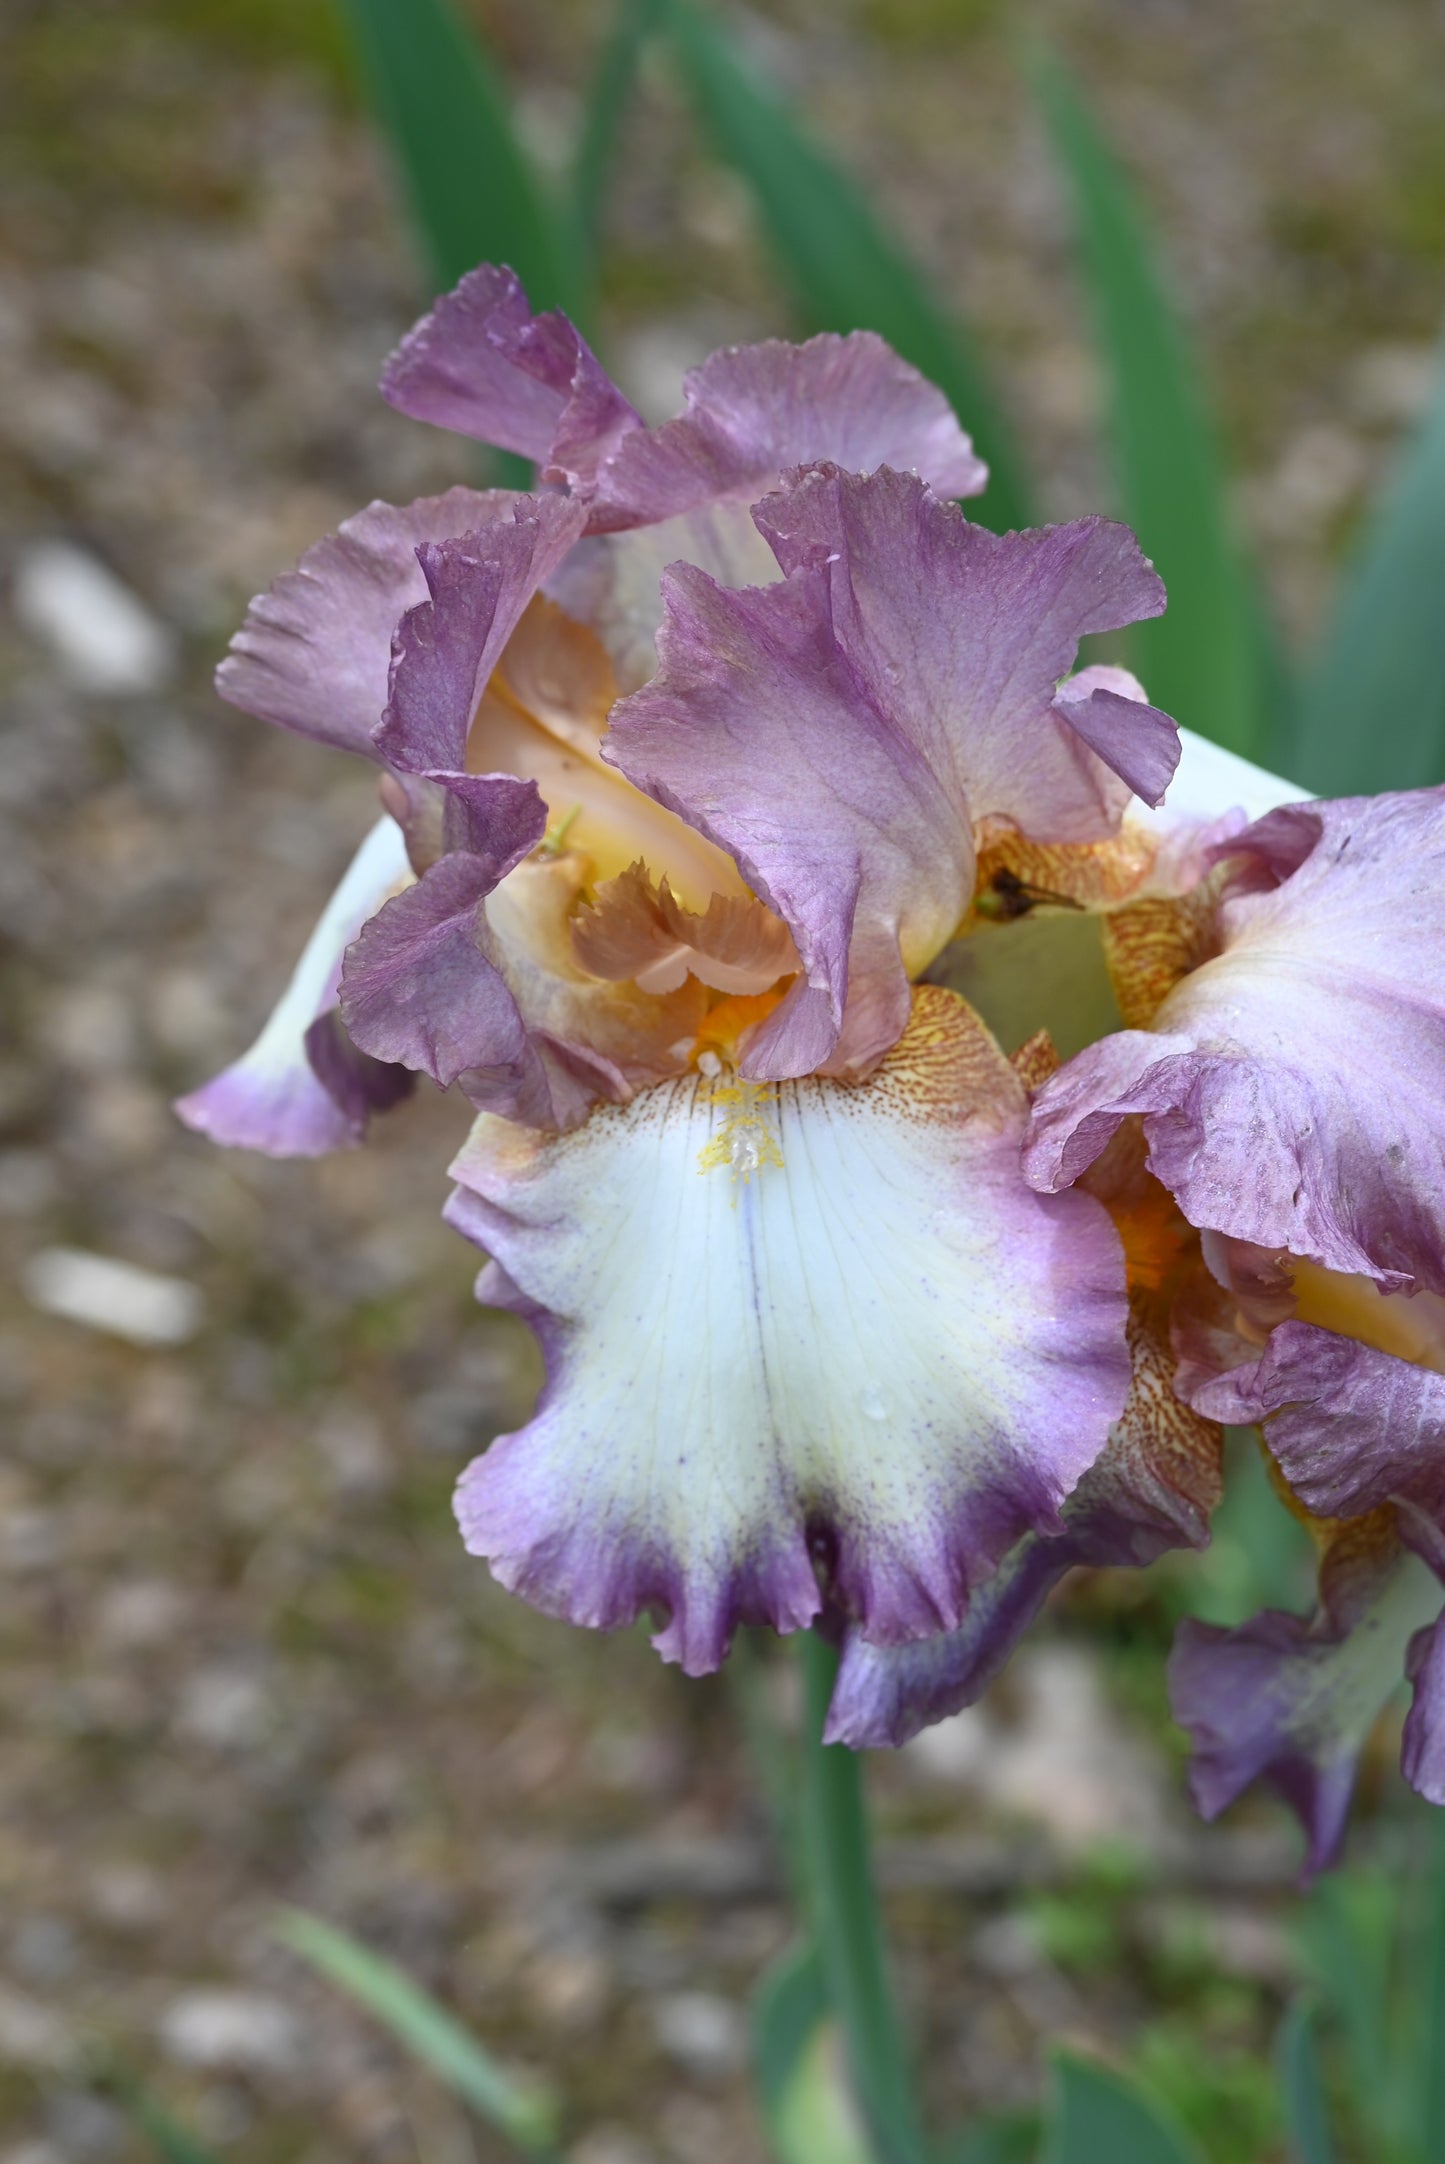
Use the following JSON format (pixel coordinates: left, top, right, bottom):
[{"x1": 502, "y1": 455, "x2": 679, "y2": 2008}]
[{"x1": 695, "y1": 1054, "x2": 784, "y2": 1186}]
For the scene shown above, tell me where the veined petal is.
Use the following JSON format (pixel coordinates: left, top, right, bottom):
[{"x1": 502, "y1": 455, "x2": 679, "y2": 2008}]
[
  {"x1": 548, "y1": 503, "x2": 781, "y2": 695},
  {"x1": 374, "y1": 495, "x2": 590, "y2": 782},
  {"x1": 1201, "y1": 1320, "x2": 1445, "y2": 1532},
  {"x1": 340, "y1": 847, "x2": 535, "y2": 1096},
  {"x1": 380, "y1": 264, "x2": 641, "y2": 486},
  {"x1": 1169, "y1": 1516, "x2": 1443, "y2": 1877},
  {"x1": 1026, "y1": 791, "x2": 1445, "y2": 1294},
  {"x1": 450, "y1": 988, "x2": 1130, "y2": 1673},
  {"x1": 589, "y1": 330, "x2": 986, "y2": 531},
  {"x1": 341, "y1": 835, "x2": 704, "y2": 1131},
  {"x1": 608, "y1": 559, "x2": 969, "y2": 1080},
  {"x1": 216, "y1": 487, "x2": 509, "y2": 759},
  {"x1": 755, "y1": 467, "x2": 1177, "y2": 822},
  {"x1": 827, "y1": 1288, "x2": 1221, "y2": 1746},
  {"x1": 176, "y1": 815, "x2": 414, "y2": 1156},
  {"x1": 607, "y1": 470, "x2": 1177, "y2": 1079}
]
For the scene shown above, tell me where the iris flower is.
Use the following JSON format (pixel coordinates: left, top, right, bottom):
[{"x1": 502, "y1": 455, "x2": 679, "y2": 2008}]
[{"x1": 181, "y1": 264, "x2": 1445, "y2": 1867}]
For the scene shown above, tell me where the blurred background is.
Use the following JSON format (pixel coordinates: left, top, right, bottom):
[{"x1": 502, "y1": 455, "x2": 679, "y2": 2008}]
[{"x1": 3, "y1": 3, "x2": 1445, "y2": 2160}]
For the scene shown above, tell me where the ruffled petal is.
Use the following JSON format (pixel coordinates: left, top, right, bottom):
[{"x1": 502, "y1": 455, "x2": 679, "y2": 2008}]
[
  {"x1": 1169, "y1": 1517, "x2": 1443, "y2": 1876},
  {"x1": 548, "y1": 503, "x2": 781, "y2": 694},
  {"x1": 216, "y1": 487, "x2": 509, "y2": 759},
  {"x1": 380, "y1": 264, "x2": 641, "y2": 486},
  {"x1": 826, "y1": 1284, "x2": 1222, "y2": 1745},
  {"x1": 607, "y1": 469, "x2": 1176, "y2": 1080},
  {"x1": 342, "y1": 830, "x2": 705, "y2": 1132},
  {"x1": 450, "y1": 987, "x2": 1130, "y2": 1672},
  {"x1": 1199, "y1": 1320, "x2": 1445, "y2": 1537},
  {"x1": 374, "y1": 495, "x2": 590, "y2": 782},
  {"x1": 1053, "y1": 667, "x2": 1181, "y2": 810},
  {"x1": 340, "y1": 832, "x2": 540, "y2": 1101},
  {"x1": 755, "y1": 467, "x2": 1176, "y2": 818},
  {"x1": 589, "y1": 330, "x2": 986, "y2": 530},
  {"x1": 176, "y1": 815, "x2": 414, "y2": 1156},
  {"x1": 608, "y1": 557, "x2": 968, "y2": 1080},
  {"x1": 1026, "y1": 791, "x2": 1445, "y2": 1294}
]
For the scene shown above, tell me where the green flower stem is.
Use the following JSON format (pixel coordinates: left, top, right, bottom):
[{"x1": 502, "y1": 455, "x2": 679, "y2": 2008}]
[{"x1": 798, "y1": 1630, "x2": 927, "y2": 2164}]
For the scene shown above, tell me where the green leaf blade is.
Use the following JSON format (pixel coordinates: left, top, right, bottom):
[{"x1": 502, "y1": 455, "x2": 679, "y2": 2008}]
[
  {"x1": 751, "y1": 1941, "x2": 874, "y2": 2164},
  {"x1": 1276, "y1": 1998, "x2": 1338, "y2": 2164},
  {"x1": 275, "y1": 1908, "x2": 560, "y2": 2161},
  {"x1": 663, "y1": 0, "x2": 1033, "y2": 534},
  {"x1": 336, "y1": 0, "x2": 576, "y2": 312},
  {"x1": 572, "y1": 0, "x2": 667, "y2": 305},
  {"x1": 110, "y1": 2077, "x2": 224, "y2": 2164},
  {"x1": 1294, "y1": 337, "x2": 1445, "y2": 794},
  {"x1": 1042, "y1": 2050, "x2": 1207, "y2": 2164},
  {"x1": 1033, "y1": 49, "x2": 1276, "y2": 763}
]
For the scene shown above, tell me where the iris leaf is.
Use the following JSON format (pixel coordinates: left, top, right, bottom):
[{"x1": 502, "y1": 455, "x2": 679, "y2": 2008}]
[
  {"x1": 661, "y1": 0, "x2": 1033, "y2": 533},
  {"x1": 1041, "y1": 2050, "x2": 1206, "y2": 2164},
  {"x1": 335, "y1": 0, "x2": 577, "y2": 312},
  {"x1": 109, "y1": 2077, "x2": 222, "y2": 2164},
  {"x1": 1294, "y1": 334, "x2": 1445, "y2": 793},
  {"x1": 752, "y1": 1940, "x2": 875, "y2": 2164},
  {"x1": 275, "y1": 1908, "x2": 562, "y2": 2160},
  {"x1": 572, "y1": 0, "x2": 668, "y2": 306},
  {"x1": 1276, "y1": 1998, "x2": 1338, "y2": 2164},
  {"x1": 1032, "y1": 48, "x2": 1276, "y2": 763}
]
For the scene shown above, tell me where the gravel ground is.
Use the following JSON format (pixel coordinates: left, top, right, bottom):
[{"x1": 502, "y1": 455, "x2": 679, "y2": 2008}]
[{"x1": 2, "y1": 3, "x2": 1443, "y2": 2158}]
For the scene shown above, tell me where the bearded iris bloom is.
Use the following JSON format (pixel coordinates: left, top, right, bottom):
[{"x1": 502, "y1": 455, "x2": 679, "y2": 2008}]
[{"x1": 182, "y1": 262, "x2": 1445, "y2": 1867}]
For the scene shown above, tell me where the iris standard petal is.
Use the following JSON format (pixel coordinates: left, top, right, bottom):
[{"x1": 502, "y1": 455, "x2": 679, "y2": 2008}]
[
  {"x1": 609, "y1": 559, "x2": 969, "y2": 1079},
  {"x1": 380, "y1": 263, "x2": 641, "y2": 486},
  {"x1": 216, "y1": 487, "x2": 509, "y2": 759},
  {"x1": 608, "y1": 470, "x2": 1177, "y2": 1080},
  {"x1": 755, "y1": 467, "x2": 1177, "y2": 820},
  {"x1": 589, "y1": 330, "x2": 986, "y2": 530},
  {"x1": 176, "y1": 814, "x2": 414, "y2": 1156},
  {"x1": 374, "y1": 495, "x2": 590, "y2": 782},
  {"x1": 1026, "y1": 790, "x2": 1445, "y2": 1294},
  {"x1": 449, "y1": 988, "x2": 1130, "y2": 1673}
]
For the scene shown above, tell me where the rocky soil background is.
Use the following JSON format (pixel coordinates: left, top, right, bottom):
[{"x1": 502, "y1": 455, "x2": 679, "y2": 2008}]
[{"x1": 2, "y1": 2, "x2": 1443, "y2": 2159}]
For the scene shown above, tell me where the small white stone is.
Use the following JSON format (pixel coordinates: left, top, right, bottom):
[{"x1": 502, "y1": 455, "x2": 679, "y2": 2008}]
[
  {"x1": 174, "y1": 1665, "x2": 271, "y2": 1750},
  {"x1": 13, "y1": 541, "x2": 176, "y2": 694},
  {"x1": 0, "y1": 1984, "x2": 74, "y2": 2071},
  {"x1": 22, "y1": 1247, "x2": 203, "y2": 1348},
  {"x1": 158, "y1": 1989, "x2": 299, "y2": 2075},
  {"x1": 652, "y1": 1991, "x2": 745, "y2": 2079}
]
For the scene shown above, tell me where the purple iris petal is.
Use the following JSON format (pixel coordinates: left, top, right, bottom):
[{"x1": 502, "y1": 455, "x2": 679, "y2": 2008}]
[
  {"x1": 1026, "y1": 789, "x2": 1445, "y2": 1295},
  {"x1": 217, "y1": 487, "x2": 510, "y2": 759},
  {"x1": 374, "y1": 494, "x2": 589, "y2": 788},
  {"x1": 607, "y1": 467, "x2": 1177, "y2": 1079},
  {"x1": 338, "y1": 786, "x2": 577, "y2": 1127},
  {"x1": 380, "y1": 263, "x2": 641, "y2": 487},
  {"x1": 589, "y1": 330, "x2": 987, "y2": 531}
]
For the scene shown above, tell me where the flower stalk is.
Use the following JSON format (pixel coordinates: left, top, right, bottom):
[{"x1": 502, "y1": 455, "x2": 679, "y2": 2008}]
[{"x1": 799, "y1": 1631, "x2": 926, "y2": 2164}]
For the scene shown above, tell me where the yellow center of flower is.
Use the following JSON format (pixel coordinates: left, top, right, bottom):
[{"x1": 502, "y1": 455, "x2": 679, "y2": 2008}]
[{"x1": 1291, "y1": 1261, "x2": 1445, "y2": 1373}]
